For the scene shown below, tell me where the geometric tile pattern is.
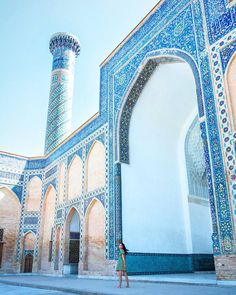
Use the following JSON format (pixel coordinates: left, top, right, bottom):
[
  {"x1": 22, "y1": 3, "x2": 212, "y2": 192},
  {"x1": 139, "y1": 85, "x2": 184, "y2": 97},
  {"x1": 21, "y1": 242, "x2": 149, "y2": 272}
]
[{"x1": 185, "y1": 117, "x2": 209, "y2": 199}]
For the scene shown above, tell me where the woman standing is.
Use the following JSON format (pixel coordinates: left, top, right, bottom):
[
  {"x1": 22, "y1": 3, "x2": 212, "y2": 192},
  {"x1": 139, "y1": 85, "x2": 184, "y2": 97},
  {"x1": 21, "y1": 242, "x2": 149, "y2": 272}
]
[{"x1": 116, "y1": 242, "x2": 129, "y2": 288}]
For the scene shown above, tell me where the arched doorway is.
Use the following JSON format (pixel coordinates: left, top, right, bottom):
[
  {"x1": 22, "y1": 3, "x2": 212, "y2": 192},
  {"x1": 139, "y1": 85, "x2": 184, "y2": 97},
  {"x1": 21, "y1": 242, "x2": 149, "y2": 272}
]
[
  {"x1": 22, "y1": 231, "x2": 35, "y2": 273},
  {"x1": 119, "y1": 57, "x2": 214, "y2": 273},
  {"x1": 0, "y1": 187, "x2": 21, "y2": 273},
  {"x1": 84, "y1": 199, "x2": 105, "y2": 272},
  {"x1": 64, "y1": 208, "x2": 80, "y2": 274}
]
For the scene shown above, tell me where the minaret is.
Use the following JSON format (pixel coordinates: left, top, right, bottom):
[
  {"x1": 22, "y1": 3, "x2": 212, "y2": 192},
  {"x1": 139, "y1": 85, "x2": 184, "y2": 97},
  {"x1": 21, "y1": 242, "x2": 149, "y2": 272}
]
[{"x1": 44, "y1": 32, "x2": 80, "y2": 154}]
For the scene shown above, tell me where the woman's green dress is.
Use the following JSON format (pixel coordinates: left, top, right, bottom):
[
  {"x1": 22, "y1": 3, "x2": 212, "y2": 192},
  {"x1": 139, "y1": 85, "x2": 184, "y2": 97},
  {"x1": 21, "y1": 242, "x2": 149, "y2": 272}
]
[{"x1": 116, "y1": 249, "x2": 126, "y2": 271}]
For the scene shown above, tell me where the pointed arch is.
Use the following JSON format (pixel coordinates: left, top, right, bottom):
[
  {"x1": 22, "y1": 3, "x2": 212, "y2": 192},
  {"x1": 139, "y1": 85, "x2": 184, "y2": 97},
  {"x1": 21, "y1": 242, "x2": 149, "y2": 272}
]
[
  {"x1": 40, "y1": 184, "x2": 56, "y2": 272},
  {"x1": 21, "y1": 231, "x2": 36, "y2": 272},
  {"x1": 0, "y1": 186, "x2": 21, "y2": 272},
  {"x1": 84, "y1": 198, "x2": 105, "y2": 271},
  {"x1": 225, "y1": 53, "x2": 236, "y2": 130},
  {"x1": 115, "y1": 50, "x2": 204, "y2": 164},
  {"x1": 0, "y1": 185, "x2": 20, "y2": 204},
  {"x1": 68, "y1": 155, "x2": 83, "y2": 200},
  {"x1": 23, "y1": 231, "x2": 35, "y2": 251},
  {"x1": 25, "y1": 176, "x2": 42, "y2": 211},
  {"x1": 86, "y1": 141, "x2": 106, "y2": 192},
  {"x1": 85, "y1": 197, "x2": 104, "y2": 216},
  {"x1": 120, "y1": 55, "x2": 207, "y2": 255},
  {"x1": 66, "y1": 206, "x2": 81, "y2": 221}
]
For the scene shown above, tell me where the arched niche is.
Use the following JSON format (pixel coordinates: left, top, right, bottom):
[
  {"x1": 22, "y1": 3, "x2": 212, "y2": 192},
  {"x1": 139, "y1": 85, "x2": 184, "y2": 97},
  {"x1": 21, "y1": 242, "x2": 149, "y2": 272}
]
[
  {"x1": 40, "y1": 185, "x2": 56, "y2": 272},
  {"x1": 117, "y1": 53, "x2": 215, "y2": 273},
  {"x1": 0, "y1": 187, "x2": 21, "y2": 273},
  {"x1": 84, "y1": 199, "x2": 105, "y2": 271},
  {"x1": 86, "y1": 141, "x2": 106, "y2": 192},
  {"x1": 64, "y1": 207, "x2": 80, "y2": 274},
  {"x1": 120, "y1": 58, "x2": 205, "y2": 253},
  {"x1": 25, "y1": 176, "x2": 42, "y2": 212},
  {"x1": 22, "y1": 231, "x2": 35, "y2": 273},
  {"x1": 68, "y1": 156, "x2": 83, "y2": 200},
  {"x1": 23, "y1": 231, "x2": 35, "y2": 251}
]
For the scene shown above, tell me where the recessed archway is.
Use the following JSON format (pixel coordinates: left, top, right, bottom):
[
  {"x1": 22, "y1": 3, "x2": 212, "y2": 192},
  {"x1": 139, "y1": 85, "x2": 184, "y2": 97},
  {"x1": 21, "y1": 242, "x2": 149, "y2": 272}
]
[
  {"x1": 84, "y1": 199, "x2": 105, "y2": 271},
  {"x1": 22, "y1": 231, "x2": 35, "y2": 273},
  {"x1": 25, "y1": 176, "x2": 42, "y2": 212},
  {"x1": 63, "y1": 207, "x2": 81, "y2": 274},
  {"x1": 40, "y1": 185, "x2": 56, "y2": 272},
  {"x1": 86, "y1": 141, "x2": 106, "y2": 192},
  {"x1": 68, "y1": 156, "x2": 83, "y2": 200},
  {"x1": 117, "y1": 53, "x2": 214, "y2": 273}
]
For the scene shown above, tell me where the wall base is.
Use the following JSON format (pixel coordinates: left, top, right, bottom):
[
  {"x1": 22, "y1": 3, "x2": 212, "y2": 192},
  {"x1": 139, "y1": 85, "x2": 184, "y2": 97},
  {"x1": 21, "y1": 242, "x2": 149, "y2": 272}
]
[
  {"x1": 79, "y1": 260, "x2": 116, "y2": 276},
  {"x1": 214, "y1": 255, "x2": 236, "y2": 280},
  {"x1": 126, "y1": 253, "x2": 215, "y2": 275}
]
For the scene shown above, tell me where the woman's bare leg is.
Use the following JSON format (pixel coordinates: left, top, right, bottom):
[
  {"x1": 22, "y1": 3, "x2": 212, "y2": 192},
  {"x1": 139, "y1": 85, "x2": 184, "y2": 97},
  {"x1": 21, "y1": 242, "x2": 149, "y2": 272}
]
[
  {"x1": 124, "y1": 271, "x2": 129, "y2": 287},
  {"x1": 117, "y1": 271, "x2": 122, "y2": 287}
]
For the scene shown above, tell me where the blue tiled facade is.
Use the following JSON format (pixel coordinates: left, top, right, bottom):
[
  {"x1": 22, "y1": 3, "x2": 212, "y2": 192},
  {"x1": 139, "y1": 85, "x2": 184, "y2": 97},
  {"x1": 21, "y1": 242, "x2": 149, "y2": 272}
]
[{"x1": 0, "y1": 0, "x2": 236, "y2": 275}]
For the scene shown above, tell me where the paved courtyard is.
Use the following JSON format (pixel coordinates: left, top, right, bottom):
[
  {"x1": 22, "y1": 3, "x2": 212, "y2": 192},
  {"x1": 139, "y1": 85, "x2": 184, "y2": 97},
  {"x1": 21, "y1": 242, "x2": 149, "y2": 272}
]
[
  {"x1": 0, "y1": 275, "x2": 236, "y2": 295},
  {"x1": 0, "y1": 283, "x2": 72, "y2": 295}
]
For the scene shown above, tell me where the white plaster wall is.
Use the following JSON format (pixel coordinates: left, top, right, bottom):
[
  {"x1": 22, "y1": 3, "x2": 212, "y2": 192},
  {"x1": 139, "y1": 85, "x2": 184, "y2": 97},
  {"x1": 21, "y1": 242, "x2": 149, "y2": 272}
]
[
  {"x1": 189, "y1": 200, "x2": 213, "y2": 253},
  {"x1": 122, "y1": 61, "x2": 209, "y2": 253}
]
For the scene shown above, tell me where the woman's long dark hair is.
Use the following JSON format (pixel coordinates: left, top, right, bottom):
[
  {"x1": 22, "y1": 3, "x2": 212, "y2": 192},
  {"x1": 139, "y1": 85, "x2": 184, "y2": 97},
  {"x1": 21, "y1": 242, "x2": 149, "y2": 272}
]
[{"x1": 120, "y1": 242, "x2": 129, "y2": 255}]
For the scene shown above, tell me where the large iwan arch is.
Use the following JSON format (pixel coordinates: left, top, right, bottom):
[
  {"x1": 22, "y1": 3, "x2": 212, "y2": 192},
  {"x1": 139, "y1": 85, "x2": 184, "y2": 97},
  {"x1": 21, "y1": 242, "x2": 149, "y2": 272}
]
[{"x1": 117, "y1": 52, "x2": 215, "y2": 273}]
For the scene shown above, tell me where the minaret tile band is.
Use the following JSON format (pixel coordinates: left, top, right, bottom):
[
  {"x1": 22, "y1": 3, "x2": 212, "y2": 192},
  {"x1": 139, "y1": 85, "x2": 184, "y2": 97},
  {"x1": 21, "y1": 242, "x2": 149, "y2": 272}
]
[{"x1": 44, "y1": 32, "x2": 80, "y2": 154}]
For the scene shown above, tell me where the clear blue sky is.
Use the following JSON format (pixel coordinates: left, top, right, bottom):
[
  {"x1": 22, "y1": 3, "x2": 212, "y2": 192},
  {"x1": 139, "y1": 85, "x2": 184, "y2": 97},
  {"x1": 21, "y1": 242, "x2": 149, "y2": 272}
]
[{"x1": 0, "y1": 0, "x2": 158, "y2": 156}]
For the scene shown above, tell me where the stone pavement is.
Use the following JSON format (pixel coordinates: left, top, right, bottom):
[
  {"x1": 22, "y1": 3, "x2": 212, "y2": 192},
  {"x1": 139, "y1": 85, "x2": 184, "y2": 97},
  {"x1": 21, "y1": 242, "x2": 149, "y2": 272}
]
[
  {"x1": 0, "y1": 274, "x2": 236, "y2": 295},
  {"x1": 0, "y1": 283, "x2": 73, "y2": 295}
]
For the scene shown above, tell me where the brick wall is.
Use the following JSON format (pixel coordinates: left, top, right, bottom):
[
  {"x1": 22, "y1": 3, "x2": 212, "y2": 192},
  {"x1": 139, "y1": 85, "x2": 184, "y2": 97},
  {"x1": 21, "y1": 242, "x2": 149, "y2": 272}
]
[
  {"x1": 0, "y1": 188, "x2": 21, "y2": 273},
  {"x1": 214, "y1": 255, "x2": 236, "y2": 280}
]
